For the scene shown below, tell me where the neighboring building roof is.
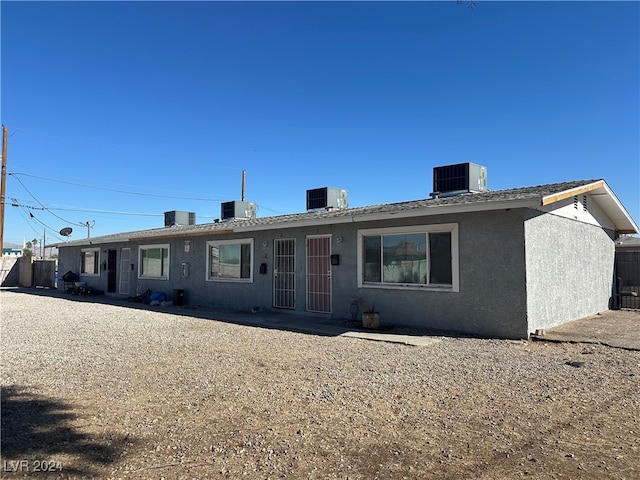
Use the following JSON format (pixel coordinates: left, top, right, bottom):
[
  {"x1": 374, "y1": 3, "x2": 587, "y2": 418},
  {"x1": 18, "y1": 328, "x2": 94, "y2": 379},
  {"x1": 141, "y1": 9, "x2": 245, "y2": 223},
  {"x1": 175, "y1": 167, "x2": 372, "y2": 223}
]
[
  {"x1": 51, "y1": 179, "x2": 639, "y2": 248},
  {"x1": 616, "y1": 235, "x2": 640, "y2": 251}
]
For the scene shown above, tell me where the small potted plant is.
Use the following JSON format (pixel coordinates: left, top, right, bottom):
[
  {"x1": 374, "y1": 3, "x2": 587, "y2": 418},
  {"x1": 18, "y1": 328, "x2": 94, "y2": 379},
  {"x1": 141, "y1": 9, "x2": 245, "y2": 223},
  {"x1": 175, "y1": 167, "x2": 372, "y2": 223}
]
[{"x1": 362, "y1": 304, "x2": 380, "y2": 329}]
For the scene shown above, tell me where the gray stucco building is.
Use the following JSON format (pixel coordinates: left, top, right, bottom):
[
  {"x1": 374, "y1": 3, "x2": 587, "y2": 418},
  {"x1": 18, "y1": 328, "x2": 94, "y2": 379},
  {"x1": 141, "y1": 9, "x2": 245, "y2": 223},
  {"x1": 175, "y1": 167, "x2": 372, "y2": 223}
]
[{"x1": 52, "y1": 173, "x2": 638, "y2": 339}]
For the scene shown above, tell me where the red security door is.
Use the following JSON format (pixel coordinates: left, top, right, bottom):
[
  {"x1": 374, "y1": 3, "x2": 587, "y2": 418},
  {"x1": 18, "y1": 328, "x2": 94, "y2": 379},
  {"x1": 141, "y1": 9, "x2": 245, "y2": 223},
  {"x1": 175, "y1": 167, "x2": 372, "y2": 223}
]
[{"x1": 306, "y1": 236, "x2": 331, "y2": 313}]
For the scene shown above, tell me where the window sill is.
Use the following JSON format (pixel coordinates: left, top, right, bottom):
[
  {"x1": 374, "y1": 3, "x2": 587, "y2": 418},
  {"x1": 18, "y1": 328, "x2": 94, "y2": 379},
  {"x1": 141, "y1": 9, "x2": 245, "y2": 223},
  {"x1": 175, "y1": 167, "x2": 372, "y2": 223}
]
[
  {"x1": 206, "y1": 278, "x2": 253, "y2": 284},
  {"x1": 359, "y1": 283, "x2": 456, "y2": 292}
]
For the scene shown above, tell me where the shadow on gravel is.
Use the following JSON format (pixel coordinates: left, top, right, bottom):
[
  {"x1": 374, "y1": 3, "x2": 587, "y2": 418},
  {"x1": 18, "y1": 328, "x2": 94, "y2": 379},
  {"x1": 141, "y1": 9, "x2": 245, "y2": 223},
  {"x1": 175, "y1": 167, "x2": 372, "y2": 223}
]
[
  {"x1": 1, "y1": 385, "x2": 131, "y2": 477},
  {"x1": 2, "y1": 287, "x2": 481, "y2": 340}
]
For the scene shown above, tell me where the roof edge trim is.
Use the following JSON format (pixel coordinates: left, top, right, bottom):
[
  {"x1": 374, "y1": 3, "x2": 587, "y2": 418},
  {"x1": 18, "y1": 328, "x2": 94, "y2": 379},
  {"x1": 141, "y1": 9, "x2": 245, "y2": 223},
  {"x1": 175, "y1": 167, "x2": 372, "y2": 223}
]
[
  {"x1": 599, "y1": 181, "x2": 639, "y2": 234},
  {"x1": 134, "y1": 229, "x2": 234, "y2": 242},
  {"x1": 541, "y1": 180, "x2": 605, "y2": 206},
  {"x1": 233, "y1": 198, "x2": 541, "y2": 232}
]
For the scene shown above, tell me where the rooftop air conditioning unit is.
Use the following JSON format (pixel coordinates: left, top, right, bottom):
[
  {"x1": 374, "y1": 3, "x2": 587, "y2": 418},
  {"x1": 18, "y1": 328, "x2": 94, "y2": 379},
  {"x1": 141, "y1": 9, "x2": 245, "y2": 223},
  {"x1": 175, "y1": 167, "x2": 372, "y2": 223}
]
[
  {"x1": 306, "y1": 187, "x2": 349, "y2": 211},
  {"x1": 221, "y1": 201, "x2": 257, "y2": 221},
  {"x1": 164, "y1": 211, "x2": 196, "y2": 227},
  {"x1": 432, "y1": 162, "x2": 487, "y2": 197}
]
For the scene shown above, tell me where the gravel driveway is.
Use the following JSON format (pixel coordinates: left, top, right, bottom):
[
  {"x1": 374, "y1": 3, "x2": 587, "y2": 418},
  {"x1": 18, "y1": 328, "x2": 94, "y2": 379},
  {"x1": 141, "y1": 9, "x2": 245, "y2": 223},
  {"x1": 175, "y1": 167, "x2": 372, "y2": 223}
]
[{"x1": 1, "y1": 289, "x2": 639, "y2": 479}]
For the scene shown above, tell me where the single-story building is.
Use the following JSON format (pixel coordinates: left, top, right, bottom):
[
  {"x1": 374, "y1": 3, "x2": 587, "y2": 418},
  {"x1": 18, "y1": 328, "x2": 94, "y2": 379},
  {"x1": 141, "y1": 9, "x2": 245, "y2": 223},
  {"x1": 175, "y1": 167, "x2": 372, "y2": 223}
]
[
  {"x1": 615, "y1": 235, "x2": 640, "y2": 253},
  {"x1": 52, "y1": 164, "x2": 638, "y2": 339}
]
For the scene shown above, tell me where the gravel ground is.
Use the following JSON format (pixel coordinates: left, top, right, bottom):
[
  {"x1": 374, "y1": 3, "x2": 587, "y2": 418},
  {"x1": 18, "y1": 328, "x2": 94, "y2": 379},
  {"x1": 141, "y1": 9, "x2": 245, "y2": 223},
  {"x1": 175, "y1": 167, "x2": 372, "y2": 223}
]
[{"x1": 1, "y1": 290, "x2": 639, "y2": 479}]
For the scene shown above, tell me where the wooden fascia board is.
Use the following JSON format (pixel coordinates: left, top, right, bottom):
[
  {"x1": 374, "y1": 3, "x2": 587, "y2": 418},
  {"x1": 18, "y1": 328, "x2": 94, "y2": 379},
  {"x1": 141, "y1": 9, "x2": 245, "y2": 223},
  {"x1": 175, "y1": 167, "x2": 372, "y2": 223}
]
[
  {"x1": 541, "y1": 180, "x2": 605, "y2": 206},
  {"x1": 542, "y1": 180, "x2": 639, "y2": 234}
]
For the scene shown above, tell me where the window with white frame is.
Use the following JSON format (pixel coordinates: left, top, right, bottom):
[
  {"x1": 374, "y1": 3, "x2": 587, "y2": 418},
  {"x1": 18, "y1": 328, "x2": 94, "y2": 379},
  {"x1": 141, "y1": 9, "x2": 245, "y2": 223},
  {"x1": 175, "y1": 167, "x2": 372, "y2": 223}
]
[
  {"x1": 139, "y1": 244, "x2": 170, "y2": 279},
  {"x1": 207, "y1": 239, "x2": 253, "y2": 281},
  {"x1": 80, "y1": 248, "x2": 100, "y2": 276},
  {"x1": 358, "y1": 224, "x2": 458, "y2": 291}
]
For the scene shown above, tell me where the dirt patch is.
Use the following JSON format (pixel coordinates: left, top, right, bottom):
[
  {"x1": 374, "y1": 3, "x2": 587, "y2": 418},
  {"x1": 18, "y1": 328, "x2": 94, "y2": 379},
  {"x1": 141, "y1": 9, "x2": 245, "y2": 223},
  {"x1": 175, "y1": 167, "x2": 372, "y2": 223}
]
[
  {"x1": 535, "y1": 310, "x2": 640, "y2": 351},
  {"x1": 1, "y1": 291, "x2": 639, "y2": 479}
]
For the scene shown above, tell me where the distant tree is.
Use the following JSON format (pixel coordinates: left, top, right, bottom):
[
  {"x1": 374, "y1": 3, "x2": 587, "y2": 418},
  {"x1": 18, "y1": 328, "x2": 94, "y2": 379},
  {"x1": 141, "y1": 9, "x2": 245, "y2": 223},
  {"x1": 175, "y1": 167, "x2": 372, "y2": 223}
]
[{"x1": 23, "y1": 238, "x2": 38, "y2": 258}]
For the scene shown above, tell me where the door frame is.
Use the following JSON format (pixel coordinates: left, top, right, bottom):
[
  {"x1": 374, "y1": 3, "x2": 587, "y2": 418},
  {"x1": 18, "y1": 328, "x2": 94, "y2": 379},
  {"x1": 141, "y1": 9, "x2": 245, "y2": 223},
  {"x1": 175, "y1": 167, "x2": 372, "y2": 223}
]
[
  {"x1": 273, "y1": 238, "x2": 296, "y2": 309},
  {"x1": 118, "y1": 248, "x2": 131, "y2": 295},
  {"x1": 107, "y1": 249, "x2": 118, "y2": 293},
  {"x1": 305, "y1": 235, "x2": 332, "y2": 313}
]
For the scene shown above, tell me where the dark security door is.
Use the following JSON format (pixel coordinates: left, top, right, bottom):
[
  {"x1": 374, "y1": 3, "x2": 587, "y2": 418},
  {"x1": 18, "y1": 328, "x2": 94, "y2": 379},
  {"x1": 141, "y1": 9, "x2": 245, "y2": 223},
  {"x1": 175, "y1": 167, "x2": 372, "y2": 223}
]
[{"x1": 107, "y1": 249, "x2": 117, "y2": 293}]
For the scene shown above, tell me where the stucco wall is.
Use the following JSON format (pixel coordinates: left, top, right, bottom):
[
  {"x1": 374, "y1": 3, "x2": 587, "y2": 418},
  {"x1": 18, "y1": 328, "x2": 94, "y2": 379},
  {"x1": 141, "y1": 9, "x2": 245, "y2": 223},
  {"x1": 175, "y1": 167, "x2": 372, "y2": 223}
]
[
  {"x1": 57, "y1": 208, "x2": 530, "y2": 338},
  {"x1": 56, "y1": 236, "x2": 276, "y2": 308},
  {"x1": 1, "y1": 255, "x2": 20, "y2": 286},
  {"x1": 524, "y1": 209, "x2": 615, "y2": 333},
  {"x1": 336, "y1": 209, "x2": 528, "y2": 338}
]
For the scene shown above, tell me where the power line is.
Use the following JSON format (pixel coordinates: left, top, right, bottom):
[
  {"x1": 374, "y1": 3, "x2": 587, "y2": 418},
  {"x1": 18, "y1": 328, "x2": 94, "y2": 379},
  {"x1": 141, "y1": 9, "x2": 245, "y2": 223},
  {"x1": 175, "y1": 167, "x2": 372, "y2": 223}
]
[
  {"x1": 9, "y1": 199, "x2": 44, "y2": 210},
  {"x1": 15, "y1": 205, "x2": 43, "y2": 239},
  {"x1": 14, "y1": 204, "x2": 64, "y2": 243},
  {"x1": 11, "y1": 178, "x2": 100, "y2": 240},
  {"x1": 11, "y1": 174, "x2": 90, "y2": 227},
  {"x1": 9, "y1": 172, "x2": 285, "y2": 236},
  {"x1": 10, "y1": 198, "x2": 162, "y2": 217},
  {"x1": 9, "y1": 172, "x2": 223, "y2": 202},
  {"x1": 29, "y1": 213, "x2": 65, "y2": 242},
  {"x1": 51, "y1": 206, "x2": 162, "y2": 217},
  {"x1": 9, "y1": 174, "x2": 285, "y2": 216}
]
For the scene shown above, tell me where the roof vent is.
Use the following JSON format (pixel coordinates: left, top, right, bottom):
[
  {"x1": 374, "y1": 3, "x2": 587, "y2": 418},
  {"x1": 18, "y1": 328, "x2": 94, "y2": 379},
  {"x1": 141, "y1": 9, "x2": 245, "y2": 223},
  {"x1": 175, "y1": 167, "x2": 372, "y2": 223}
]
[
  {"x1": 306, "y1": 187, "x2": 349, "y2": 211},
  {"x1": 431, "y1": 162, "x2": 487, "y2": 198},
  {"x1": 221, "y1": 201, "x2": 257, "y2": 221},
  {"x1": 164, "y1": 211, "x2": 196, "y2": 227}
]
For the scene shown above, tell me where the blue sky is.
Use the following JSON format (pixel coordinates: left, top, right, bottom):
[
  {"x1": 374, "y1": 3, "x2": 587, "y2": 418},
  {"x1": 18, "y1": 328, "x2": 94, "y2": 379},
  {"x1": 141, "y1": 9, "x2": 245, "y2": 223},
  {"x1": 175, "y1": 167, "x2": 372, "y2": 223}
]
[{"x1": 1, "y1": 1, "x2": 638, "y2": 246}]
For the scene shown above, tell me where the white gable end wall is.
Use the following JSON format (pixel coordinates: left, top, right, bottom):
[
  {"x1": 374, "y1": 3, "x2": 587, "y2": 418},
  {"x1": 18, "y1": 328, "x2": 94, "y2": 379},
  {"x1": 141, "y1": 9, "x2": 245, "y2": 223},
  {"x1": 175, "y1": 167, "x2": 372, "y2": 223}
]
[
  {"x1": 535, "y1": 193, "x2": 616, "y2": 231},
  {"x1": 524, "y1": 209, "x2": 615, "y2": 334}
]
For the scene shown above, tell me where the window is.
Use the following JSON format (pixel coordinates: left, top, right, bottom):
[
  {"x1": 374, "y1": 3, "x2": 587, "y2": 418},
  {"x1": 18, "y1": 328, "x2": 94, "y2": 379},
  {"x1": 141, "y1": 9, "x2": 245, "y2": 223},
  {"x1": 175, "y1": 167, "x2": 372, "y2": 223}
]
[
  {"x1": 139, "y1": 244, "x2": 170, "y2": 279},
  {"x1": 207, "y1": 239, "x2": 253, "y2": 282},
  {"x1": 80, "y1": 248, "x2": 99, "y2": 275},
  {"x1": 358, "y1": 224, "x2": 458, "y2": 291}
]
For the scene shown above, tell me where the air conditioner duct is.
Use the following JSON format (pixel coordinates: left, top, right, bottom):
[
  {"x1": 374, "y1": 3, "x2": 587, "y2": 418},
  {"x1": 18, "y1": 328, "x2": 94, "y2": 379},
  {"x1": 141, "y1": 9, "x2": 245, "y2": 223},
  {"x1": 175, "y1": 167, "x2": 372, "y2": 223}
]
[
  {"x1": 432, "y1": 162, "x2": 487, "y2": 198},
  {"x1": 164, "y1": 211, "x2": 196, "y2": 227},
  {"x1": 306, "y1": 187, "x2": 349, "y2": 211},
  {"x1": 221, "y1": 201, "x2": 257, "y2": 221}
]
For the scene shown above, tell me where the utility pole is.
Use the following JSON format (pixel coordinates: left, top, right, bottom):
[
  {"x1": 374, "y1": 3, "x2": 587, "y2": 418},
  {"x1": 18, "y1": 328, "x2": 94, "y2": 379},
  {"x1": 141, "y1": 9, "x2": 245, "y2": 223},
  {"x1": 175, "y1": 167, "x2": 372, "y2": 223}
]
[
  {"x1": 241, "y1": 169, "x2": 246, "y2": 201},
  {"x1": 84, "y1": 220, "x2": 95, "y2": 238},
  {"x1": 0, "y1": 125, "x2": 7, "y2": 253}
]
